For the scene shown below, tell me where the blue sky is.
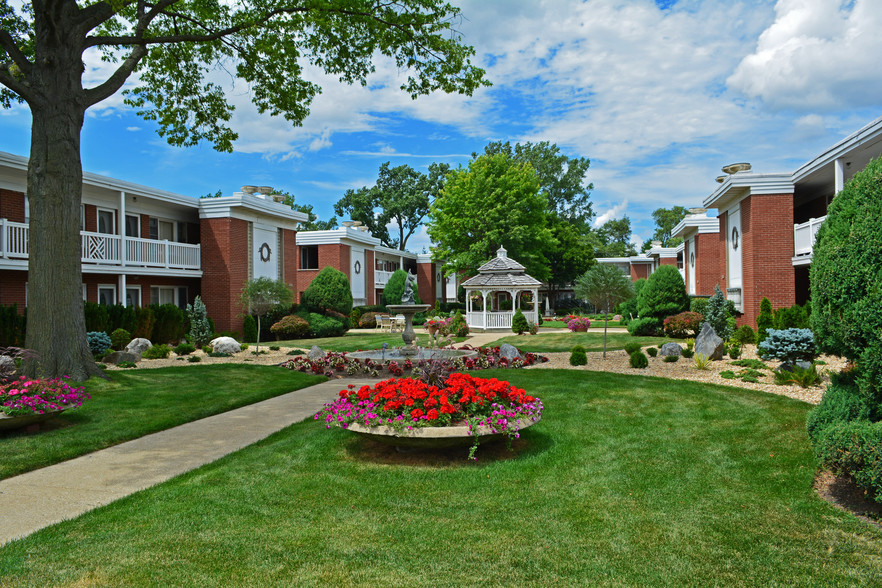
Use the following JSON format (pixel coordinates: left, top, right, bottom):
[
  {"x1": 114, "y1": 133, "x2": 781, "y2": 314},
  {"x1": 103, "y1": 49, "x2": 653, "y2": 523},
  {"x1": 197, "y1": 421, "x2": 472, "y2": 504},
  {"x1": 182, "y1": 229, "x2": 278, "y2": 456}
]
[{"x1": 3, "y1": 0, "x2": 882, "y2": 252}]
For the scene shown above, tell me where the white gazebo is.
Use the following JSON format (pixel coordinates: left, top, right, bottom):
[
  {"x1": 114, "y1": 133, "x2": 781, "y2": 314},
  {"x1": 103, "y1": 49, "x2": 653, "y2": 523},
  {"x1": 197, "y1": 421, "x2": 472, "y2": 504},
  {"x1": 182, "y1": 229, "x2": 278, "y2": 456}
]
[{"x1": 462, "y1": 247, "x2": 542, "y2": 331}]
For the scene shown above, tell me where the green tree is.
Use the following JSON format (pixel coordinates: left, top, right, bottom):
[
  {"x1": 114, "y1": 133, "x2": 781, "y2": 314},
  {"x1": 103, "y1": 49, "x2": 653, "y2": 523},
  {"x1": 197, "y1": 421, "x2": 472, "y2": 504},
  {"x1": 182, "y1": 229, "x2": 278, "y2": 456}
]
[
  {"x1": 575, "y1": 263, "x2": 635, "y2": 357},
  {"x1": 302, "y1": 267, "x2": 353, "y2": 315},
  {"x1": 637, "y1": 265, "x2": 689, "y2": 320},
  {"x1": 428, "y1": 153, "x2": 554, "y2": 281},
  {"x1": 185, "y1": 296, "x2": 212, "y2": 347},
  {"x1": 650, "y1": 206, "x2": 688, "y2": 247},
  {"x1": 334, "y1": 162, "x2": 449, "y2": 250},
  {"x1": 595, "y1": 217, "x2": 637, "y2": 258},
  {"x1": 271, "y1": 191, "x2": 339, "y2": 231},
  {"x1": 511, "y1": 309, "x2": 529, "y2": 335},
  {"x1": 756, "y1": 297, "x2": 774, "y2": 344},
  {"x1": 545, "y1": 216, "x2": 594, "y2": 308},
  {"x1": 382, "y1": 269, "x2": 422, "y2": 306},
  {"x1": 1, "y1": 1, "x2": 487, "y2": 380},
  {"x1": 239, "y1": 278, "x2": 293, "y2": 353},
  {"x1": 703, "y1": 285, "x2": 732, "y2": 341}
]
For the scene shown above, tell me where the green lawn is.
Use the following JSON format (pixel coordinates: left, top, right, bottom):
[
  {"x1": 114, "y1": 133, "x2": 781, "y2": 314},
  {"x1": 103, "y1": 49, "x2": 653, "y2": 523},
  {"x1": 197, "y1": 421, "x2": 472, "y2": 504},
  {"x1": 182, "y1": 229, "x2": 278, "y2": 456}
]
[
  {"x1": 275, "y1": 331, "x2": 467, "y2": 351},
  {"x1": 0, "y1": 365, "x2": 325, "y2": 481},
  {"x1": 494, "y1": 331, "x2": 669, "y2": 352},
  {"x1": 1, "y1": 369, "x2": 880, "y2": 586}
]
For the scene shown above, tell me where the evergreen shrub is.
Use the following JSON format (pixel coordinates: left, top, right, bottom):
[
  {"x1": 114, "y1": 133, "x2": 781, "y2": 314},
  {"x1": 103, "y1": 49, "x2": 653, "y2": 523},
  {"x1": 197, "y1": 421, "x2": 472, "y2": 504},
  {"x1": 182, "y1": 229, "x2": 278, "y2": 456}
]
[
  {"x1": 703, "y1": 285, "x2": 732, "y2": 341},
  {"x1": 814, "y1": 420, "x2": 882, "y2": 501},
  {"x1": 133, "y1": 306, "x2": 155, "y2": 339},
  {"x1": 106, "y1": 304, "x2": 137, "y2": 334},
  {"x1": 756, "y1": 297, "x2": 774, "y2": 344},
  {"x1": 512, "y1": 309, "x2": 529, "y2": 334},
  {"x1": 185, "y1": 296, "x2": 213, "y2": 347},
  {"x1": 243, "y1": 315, "x2": 258, "y2": 343},
  {"x1": 382, "y1": 269, "x2": 421, "y2": 306},
  {"x1": 358, "y1": 312, "x2": 382, "y2": 328},
  {"x1": 87, "y1": 331, "x2": 112, "y2": 356},
  {"x1": 637, "y1": 266, "x2": 689, "y2": 320},
  {"x1": 732, "y1": 325, "x2": 756, "y2": 346},
  {"x1": 303, "y1": 266, "x2": 354, "y2": 315},
  {"x1": 110, "y1": 328, "x2": 131, "y2": 350},
  {"x1": 173, "y1": 342, "x2": 196, "y2": 356},
  {"x1": 306, "y1": 313, "x2": 347, "y2": 338},
  {"x1": 84, "y1": 302, "x2": 110, "y2": 333},
  {"x1": 616, "y1": 278, "x2": 645, "y2": 322},
  {"x1": 663, "y1": 355, "x2": 678, "y2": 363},
  {"x1": 623, "y1": 342, "x2": 642, "y2": 355},
  {"x1": 143, "y1": 344, "x2": 171, "y2": 359},
  {"x1": 270, "y1": 315, "x2": 310, "y2": 339},
  {"x1": 150, "y1": 304, "x2": 186, "y2": 344},
  {"x1": 0, "y1": 304, "x2": 26, "y2": 346},
  {"x1": 569, "y1": 345, "x2": 587, "y2": 366},
  {"x1": 647, "y1": 347, "x2": 658, "y2": 357},
  {"x1": 448, "y1": 311, "x2": 469, "y2": 337},
  {"x1": 626, "y1": 316, "x2": 662, "y2": 337},
  {"x1": 773, "y1": 303, "x2": 811, "y2": 330},
  {"x1": 806, "y1": 379, "x2": 870, "y2": 442},
  {"x1": 629, "y1": 351, "x2": 648, "y2": 369},
  {"x1": 758, "y1": 328, "x2": 815, "y2": 365}
]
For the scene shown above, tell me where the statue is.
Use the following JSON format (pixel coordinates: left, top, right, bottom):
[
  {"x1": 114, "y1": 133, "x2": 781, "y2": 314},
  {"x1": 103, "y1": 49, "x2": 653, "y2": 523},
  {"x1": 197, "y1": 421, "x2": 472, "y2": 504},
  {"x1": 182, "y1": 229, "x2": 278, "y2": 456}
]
[{"x1": 401, "y1": 271, "x2": 417, "y2": 304}]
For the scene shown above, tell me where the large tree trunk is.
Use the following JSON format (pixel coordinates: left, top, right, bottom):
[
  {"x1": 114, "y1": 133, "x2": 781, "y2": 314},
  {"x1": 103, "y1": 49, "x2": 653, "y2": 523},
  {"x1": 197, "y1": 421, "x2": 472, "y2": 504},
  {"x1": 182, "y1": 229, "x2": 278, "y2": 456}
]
[{"x1": 23, "y1": 1, "x2": 104, "y2": 380}]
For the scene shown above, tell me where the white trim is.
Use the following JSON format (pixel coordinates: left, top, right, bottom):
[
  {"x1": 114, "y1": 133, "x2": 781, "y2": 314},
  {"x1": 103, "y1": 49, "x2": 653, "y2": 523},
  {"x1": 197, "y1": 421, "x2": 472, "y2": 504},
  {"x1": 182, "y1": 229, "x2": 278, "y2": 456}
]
[
  {"x1": 198, "y1": 193, "x2": 307, "y2": 226},
  {"x1": 792, "y1": 115, "x2": 882, "y2": 182}
]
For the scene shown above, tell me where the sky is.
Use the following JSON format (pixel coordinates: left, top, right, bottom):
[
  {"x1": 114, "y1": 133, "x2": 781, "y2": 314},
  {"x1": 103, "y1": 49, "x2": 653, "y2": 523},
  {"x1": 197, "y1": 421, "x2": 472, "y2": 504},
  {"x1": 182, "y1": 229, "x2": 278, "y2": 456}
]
[{"x1": 2, "y1": 0, "x2": 882, "y2": 252}]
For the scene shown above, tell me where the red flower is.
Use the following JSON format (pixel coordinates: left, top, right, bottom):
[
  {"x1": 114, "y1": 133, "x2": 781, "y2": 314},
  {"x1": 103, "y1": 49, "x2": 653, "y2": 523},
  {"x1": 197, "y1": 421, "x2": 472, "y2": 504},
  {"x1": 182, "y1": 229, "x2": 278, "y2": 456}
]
[
  {"x1": 410, "y1": 408, "x2": 424, "y2": 418},
  {"x1": 426, "y1": 409, "x2": 439, "y2": 420}
]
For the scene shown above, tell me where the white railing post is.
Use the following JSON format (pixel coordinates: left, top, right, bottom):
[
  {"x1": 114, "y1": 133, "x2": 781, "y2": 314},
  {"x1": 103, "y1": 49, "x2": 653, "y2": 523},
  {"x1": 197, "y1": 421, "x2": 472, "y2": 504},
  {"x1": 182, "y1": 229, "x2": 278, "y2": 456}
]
[
  {"x1": 0, "y1": 218, "x2": 6, "y2": 258},
  {"x1": 164, "y1": 239, "x2": 169, "y2": 268}
]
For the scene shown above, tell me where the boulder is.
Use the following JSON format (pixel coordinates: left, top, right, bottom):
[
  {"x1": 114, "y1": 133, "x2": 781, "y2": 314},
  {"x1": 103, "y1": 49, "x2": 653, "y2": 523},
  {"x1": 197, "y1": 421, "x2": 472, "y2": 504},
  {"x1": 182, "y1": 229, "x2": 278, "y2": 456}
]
[
  {"x1": 210, "y1": 336, "x2": 241, "y2": 355},
  {"x1": 659, "y1": 342, "x2": 682, "y2": 357},
  {"x1": 499, "y1": 343, "x2": 522, "y2": 361},
  {"x1": 104, "y1": 351, "x2": 141, "y2": 365},
  {"x1": 0, "y1": 355, "x2": 15, "y2": 373},
  {"x1": 308, "y1": 345, "x2": 326, "y2": 361},
  {"x1": 126, "y1": 338, "x2": 152, "y2": 354},
  {"x1": 694, "y1": 322, "x2": 725, "y2": 360}
]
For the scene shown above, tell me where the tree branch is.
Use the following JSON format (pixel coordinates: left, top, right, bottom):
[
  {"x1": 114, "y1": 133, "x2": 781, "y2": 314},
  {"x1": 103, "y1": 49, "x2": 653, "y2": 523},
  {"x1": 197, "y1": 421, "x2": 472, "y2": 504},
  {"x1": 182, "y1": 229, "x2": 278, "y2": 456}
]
[
  {"x1": 0, "y1": 30, "x2": 32, "y2": 74},
  {"x1": 0, "y1": 66, "x2": 36, "y2": 104},
  {"x1": 82, "y1": 44, "x2": 147, "y2": 107},
  {"x1": 75, "y1": 1, "x2": 136, "y2": 36}
]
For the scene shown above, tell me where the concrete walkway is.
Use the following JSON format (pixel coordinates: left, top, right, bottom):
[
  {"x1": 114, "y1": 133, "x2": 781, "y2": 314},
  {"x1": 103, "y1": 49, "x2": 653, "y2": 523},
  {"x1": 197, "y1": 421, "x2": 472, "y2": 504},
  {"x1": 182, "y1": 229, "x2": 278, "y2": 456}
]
[{"x1": 0, "y1": 379, "x2": 365, "y2": 546}]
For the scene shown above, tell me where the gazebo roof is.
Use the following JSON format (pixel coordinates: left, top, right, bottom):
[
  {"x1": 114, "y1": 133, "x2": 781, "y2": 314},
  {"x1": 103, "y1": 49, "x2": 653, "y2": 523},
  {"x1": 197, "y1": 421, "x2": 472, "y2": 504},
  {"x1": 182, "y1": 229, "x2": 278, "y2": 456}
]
[{"x1": 461, "y1": 247, "x2": 541, "y2": 289}]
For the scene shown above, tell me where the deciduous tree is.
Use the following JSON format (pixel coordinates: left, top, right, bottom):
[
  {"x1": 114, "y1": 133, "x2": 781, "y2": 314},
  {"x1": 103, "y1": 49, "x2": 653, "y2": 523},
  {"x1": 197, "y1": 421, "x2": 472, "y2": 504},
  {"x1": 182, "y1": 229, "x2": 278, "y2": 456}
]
[
  {"x1": 575, "y1": 263, "x2": 635, "y2": 357},
  {"x1": 0, "y1": 0, "x2": 487, "y2": 378}
]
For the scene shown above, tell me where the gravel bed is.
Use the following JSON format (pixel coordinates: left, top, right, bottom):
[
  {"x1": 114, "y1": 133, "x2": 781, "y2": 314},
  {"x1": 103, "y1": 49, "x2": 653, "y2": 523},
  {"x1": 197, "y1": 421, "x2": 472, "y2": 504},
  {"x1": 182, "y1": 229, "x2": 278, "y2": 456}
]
[{"x1": 527, "y1": 344, "x2": 844, "y2": 405}]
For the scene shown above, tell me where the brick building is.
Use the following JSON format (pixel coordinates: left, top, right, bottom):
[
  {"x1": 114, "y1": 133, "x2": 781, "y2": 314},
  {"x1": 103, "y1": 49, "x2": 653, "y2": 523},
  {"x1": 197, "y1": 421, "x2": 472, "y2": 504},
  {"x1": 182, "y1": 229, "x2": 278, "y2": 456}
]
[{"x1": 0, "y1": 151, "x2": 454, "y2": 335}]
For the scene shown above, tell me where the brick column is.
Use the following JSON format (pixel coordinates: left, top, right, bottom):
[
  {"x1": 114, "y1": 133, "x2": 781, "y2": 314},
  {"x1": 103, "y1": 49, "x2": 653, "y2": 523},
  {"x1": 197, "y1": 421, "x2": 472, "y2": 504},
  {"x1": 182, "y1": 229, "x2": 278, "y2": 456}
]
[
  {"x1": 199, "y1": 217, "x2": 249, "y2": 334},
  {"x1": 417, "y1": 262, "x2": 435, "y2": 303}
]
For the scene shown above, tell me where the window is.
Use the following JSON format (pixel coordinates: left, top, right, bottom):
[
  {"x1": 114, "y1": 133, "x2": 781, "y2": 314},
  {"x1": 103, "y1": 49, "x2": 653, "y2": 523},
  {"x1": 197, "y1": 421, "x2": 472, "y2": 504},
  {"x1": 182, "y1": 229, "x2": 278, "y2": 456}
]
[
  {"x1": 150, "y1": 286, "x2": 187, "y2": 308},
  {"x1": 24, "y1": 194, "x2": 29, "y2": 223},
  {"x1": 177, "y1": 221, "x2": 188, "y2": 243},
  {"x1": 300, "y1": 245, "x2": 319, "y2": 269},
  {"x1": 126, "y1": 286, "x2": 141, "y2": 308},
  {"x1": 148, "y1": 218, "x2": 175, "y2": 241},
  {"x1": 125, "y1": 214, "x2": 140, "y2": 237},
  {"x1": 98, "y1": 285, "x2": 116, "y2": 306},
  {"x1": 97, "y1": 209, "x2": 115, "y2": 234},
  {"x1": 82, "y1": 284, "x2": 87, "y2": 302}
]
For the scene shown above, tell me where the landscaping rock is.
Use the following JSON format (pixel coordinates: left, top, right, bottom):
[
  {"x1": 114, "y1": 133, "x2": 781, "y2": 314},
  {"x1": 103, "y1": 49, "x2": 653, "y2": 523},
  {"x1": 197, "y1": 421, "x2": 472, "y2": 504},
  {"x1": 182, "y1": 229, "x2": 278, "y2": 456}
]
[
  {"x1": 694, "y1": 322, "x2": 724, "y2": 360},
  {"x1": 126, "y1": 338, "x2": 152, "y2": 354},
  {"x1": 0, "y1": 355, "x2": 15, "y2": 373},
  {"x1": 777, "y1": 360, "x2": 813, "y2": 372},
  {"x1": 210, "y1": 337, "x2": 241, "y2": 355},
  {"x1": 499, "y1": 343, "x2": 522, "y2": 361},
  {"x1": 308, "y1": 345, "x2": 325, "y2": 360},
  {"x1": 659, "y1": 342, "x2": 683, "y2": 357},
  {"x1": 104, "y1": 351, "x2": 141, "y2": 365}
]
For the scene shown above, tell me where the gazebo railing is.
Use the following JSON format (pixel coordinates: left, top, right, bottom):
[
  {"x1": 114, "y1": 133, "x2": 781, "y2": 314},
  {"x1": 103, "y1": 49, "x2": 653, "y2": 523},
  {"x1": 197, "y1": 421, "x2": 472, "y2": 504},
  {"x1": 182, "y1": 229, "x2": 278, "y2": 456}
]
[{"x1": 467, "y1": 310, "x2": 537, "y2": 330}]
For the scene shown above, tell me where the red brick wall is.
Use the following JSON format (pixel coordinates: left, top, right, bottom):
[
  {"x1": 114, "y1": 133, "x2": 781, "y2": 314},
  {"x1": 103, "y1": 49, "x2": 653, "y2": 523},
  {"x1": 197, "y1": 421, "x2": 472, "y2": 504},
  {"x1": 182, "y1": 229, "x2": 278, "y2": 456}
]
[
  {"x1": 694, "y1": 232, "x2": 723, "y2": 296},
  {"x1": 417, "y1": 262, "x2": 435, "y2": 303},
  {"x1": 199, "y1": 217, "x2": 249, "y2": 333},
  {"x1": 0, "y1": 189, "x2": 26, "y2": 223},
  {"x1": 739, "y1": 194, "x2": 795, "y2": 328},
  {"x1": 0, "y1": 270, "x2": 27, "y2": 310},
  {"x1": 659, "y1": 257, "x2": 677, "y2": 266},
  {"x1": 630, "y1": 264, "x2": 649, "y2": 280},
  {"x1": 140, "y1": 214, "x2": 151, "y2": 239},
  {"x1": 82, "y1": 274, "x2": 199, "y2": 306},
  {"x1": 364, "y1": 250, "x2": 375, "y2": 307},
  {"x1": 296, "y1": 243, "x2": 350, "y2": 303},
  {"x1": 84, "y1": 204, "x2": 97, "y2": 232},
  {"x1": 281, "y1": 229, "x2": 298, "y2": 294},
  {"x1": 718, "y1": 211, "x2": 728, "y2": 294}
]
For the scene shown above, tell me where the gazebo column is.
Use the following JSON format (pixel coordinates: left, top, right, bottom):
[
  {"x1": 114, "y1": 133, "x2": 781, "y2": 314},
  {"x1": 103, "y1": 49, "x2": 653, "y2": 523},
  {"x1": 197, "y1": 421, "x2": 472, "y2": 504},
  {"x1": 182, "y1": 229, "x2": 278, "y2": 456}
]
[
  {"x1": 532, "y1": 288, "x2": 538, "y2": 323},
  {"x1": 482, "y1": 289, "x2": 489, "y2": 331},
  {"x1": 508, "y1": 289, "x2": 517, "y2": 328}
]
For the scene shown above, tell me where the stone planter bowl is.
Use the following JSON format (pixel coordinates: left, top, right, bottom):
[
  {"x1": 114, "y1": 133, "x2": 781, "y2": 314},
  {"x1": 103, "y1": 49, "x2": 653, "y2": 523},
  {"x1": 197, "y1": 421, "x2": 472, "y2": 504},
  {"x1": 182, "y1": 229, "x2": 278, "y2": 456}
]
[
  {"x1": 0, "y1": 409, "x2": 65, "y2": 432},
  {"x1": 345, "y1": 414, "x2": 541, "y2": 449}
]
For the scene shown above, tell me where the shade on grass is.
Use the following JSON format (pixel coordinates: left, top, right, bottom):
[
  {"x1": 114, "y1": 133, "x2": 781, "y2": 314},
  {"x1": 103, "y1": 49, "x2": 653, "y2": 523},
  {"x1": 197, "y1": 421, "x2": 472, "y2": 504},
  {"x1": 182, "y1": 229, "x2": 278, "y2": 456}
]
[
  {"x1": 0, "y1": 365, "x2": 325, "y2": 480},
  {"x1": 1, "y1": 370, "x2": 880, "y2": 585},
  {"x1": 494, "y1": 332, "x2": 668, "y2": 352},
  {"x1": 275, "y1": 332, "x2": 467, "y2": 351}
]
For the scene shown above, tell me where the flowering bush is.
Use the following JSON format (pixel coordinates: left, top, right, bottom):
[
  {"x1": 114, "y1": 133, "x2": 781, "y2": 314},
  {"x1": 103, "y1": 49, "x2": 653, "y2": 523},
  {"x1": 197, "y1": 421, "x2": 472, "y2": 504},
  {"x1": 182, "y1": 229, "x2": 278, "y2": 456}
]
[
  {"x1": 315, "y1": 373, "x2": 543, "y2": 459},
  {"x1": 0, "y1": 376, "x2": 90, "y2": 417},
  {"x1": 566, "y1": 317, "x2": 591, "y2": 332},
  {"x1": 663, "y1": 311, "x2": 704, "y2": 338}
]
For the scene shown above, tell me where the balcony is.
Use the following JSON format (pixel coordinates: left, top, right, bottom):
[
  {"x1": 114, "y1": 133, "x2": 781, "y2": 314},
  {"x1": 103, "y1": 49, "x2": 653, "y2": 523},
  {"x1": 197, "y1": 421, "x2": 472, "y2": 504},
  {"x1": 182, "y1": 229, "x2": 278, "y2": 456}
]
[
  {"x1": 0, "y1": 219, "x2": 201, "y2": 270},
  {"x1": 375, "y1": 269, "x2": 395, "y2": 287},
  {"x1": 793, "y1": 216, "x2": 825, "y2": 265}
]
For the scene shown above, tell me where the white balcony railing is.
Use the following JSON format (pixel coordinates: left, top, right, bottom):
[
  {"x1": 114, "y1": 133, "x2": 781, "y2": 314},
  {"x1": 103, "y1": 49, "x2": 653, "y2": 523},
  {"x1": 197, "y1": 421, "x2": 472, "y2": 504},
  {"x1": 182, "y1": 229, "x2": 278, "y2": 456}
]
[
  {"x1": 467, "y1": 310, "x2": 537, "y2": 330},
  {"x1": 793, "y1": 216, "x2": 825, "y2": 258},
  {"x1": 375, "y1": 270, "x2": 395, "y2": 286},
  {"x1": 1, "y1": 219, "x2": 201, "y2": 270}
]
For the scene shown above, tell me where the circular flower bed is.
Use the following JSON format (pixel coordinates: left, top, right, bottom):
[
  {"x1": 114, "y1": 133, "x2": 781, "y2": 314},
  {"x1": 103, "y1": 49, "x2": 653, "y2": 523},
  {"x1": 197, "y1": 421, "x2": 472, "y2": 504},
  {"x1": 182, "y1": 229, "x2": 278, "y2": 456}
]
[
  {"x1": 0, "y1": 376, "x2": 90, "y2": 430},
  {"x1": 566, "y1": 317, "x2": 591, "y2": 332},
  {"x1": 315, "y1": 373, "x2": 543, "y2": 459}
]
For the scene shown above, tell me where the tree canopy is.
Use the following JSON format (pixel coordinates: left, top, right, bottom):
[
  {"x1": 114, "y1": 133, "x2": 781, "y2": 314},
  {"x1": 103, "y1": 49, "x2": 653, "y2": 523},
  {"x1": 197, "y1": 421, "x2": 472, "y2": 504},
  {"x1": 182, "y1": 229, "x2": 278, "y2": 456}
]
[
  {"x1": 575, "y1": 263, "x2": 635, "y2": 357},
  {"x1": 334, "y1": 161, "x2": 449, "y2": 249},
  {"x1": 594, "y1": 217, "x2": 637, "y2": 258},
  {"x1": 428, "y1": 152, "x2": 554, "y2": 281},
  {"x1": 0, "y1": 0, "x2": 488, "y2": 379},
  {"x1": 642, "y1": 206, "x2": 688, "y2": 251}
]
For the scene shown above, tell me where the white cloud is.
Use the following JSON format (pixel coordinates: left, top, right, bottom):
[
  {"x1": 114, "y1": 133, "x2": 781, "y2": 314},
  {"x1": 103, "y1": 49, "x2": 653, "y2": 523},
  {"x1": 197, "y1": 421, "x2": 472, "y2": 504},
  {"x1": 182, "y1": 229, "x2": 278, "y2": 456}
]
[
  {"x1": 727, "y1": 0, "x2": 882, "y2": 110},
  {"x1": 126, "y1": 126, "x2": 141, "y2": 132},
  {"x1": 593, "y1": 200, "x2": 629, "y2": 228}
]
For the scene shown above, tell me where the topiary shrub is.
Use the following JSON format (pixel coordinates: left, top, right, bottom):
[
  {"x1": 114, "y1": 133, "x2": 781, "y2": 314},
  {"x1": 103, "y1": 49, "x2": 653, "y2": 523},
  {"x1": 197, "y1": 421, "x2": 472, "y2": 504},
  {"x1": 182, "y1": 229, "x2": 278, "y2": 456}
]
[
  {"x1": 303, "y1": 266, "x2": 354, "y2": 315},
  {"x1": 511, "y1": 309, "x2": 529, "y2": 334},
  {"x1": 173, "y1": 342, "x2": 196, "y2": 356},
  {"x1": 626, "y1": 316, "x2": 662, "y2": 337},
  {"x1": 703, "y1": 285, "x2": 733, "y2": 342},
  {"x1": 270, "y1": 315, "x2": 310, "y2": 339},
  {"x1": 243, "y1": 315, "x2": 258, "y2": 343},
  {"x1": 663, "y1": 311, "x2": 703, "y2": 338},
  {"x1": 756, "y1": 297, "x2": 774, "y2": 344},
  {"x1": 185, "y1": 296, "x2": 213, "y2": 347},
  {"x1": 110, "y1": 328, "x2": 131, "y2": 351},
  {"x1": 646, "y1": 347, "x2": 658, "y2": 357},
  {"x1": 142, "y1": 343, "x2": 171, "y2": 359},
  {"x1": 629, "y1": 351, "x2": 648, "y2": 369},
  {"x1": 306, "y1": 313, "x2": 347, "y2": 338},
  {"x1": 87, "y1": 331, "x2": 112, "y2": 356},
  {"x1": 623, "y1": 342, "x2": 642, "y2": 356},
  {"x1": 637, "y1": 265, "x2": 689, "y2": 320},
  {"x1": 758, "y1": 328, "x2": 815, "y2": 366},
  {"x1": 569, "y1": 345, "x2": 587, "y2": 366}
]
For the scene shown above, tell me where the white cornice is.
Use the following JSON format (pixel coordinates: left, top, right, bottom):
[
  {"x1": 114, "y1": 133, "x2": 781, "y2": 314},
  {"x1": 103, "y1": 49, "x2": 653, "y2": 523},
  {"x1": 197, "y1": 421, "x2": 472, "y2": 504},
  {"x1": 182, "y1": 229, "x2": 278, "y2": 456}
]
[
  {"x1": 793, "y1": 114, "x2": 882, "y2": 182},
  {"x1": 703, "y1": 172, "x2": 793, "y2": 210},
  {"x1": 672, "y1": 214, "x2": 719, "y2": 238},
  {"x1": 297, "y1": 227, "x2": 382, "y2": 247},
  {"x1": 198, "y1": 194, "x2": 308, "y2": 227}
]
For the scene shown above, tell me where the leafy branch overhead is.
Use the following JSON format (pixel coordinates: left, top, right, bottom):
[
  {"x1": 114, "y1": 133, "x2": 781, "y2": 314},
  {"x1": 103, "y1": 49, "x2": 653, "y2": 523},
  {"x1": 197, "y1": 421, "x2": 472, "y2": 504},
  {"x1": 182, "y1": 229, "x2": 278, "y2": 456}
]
[{"x1": 0, "y1": 1, "x2": 490, "y2": 151}]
